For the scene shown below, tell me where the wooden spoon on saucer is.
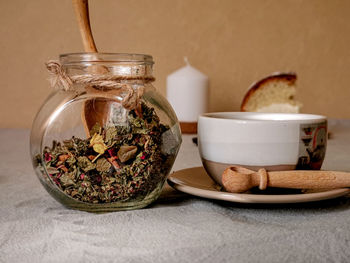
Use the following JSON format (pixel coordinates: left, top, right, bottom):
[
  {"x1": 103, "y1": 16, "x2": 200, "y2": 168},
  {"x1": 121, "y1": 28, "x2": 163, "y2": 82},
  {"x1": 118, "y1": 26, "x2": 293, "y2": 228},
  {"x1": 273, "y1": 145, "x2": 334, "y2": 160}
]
[{"x1": 222, "y1": 166, "x2": 350, "y2": 193}]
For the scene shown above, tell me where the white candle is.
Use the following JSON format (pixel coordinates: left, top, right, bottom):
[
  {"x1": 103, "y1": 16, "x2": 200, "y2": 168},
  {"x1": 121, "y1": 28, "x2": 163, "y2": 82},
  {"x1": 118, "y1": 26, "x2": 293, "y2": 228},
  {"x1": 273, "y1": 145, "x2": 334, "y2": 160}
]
[{"x1": 166, "y1": 57, "x2": 209, "y2": 123}]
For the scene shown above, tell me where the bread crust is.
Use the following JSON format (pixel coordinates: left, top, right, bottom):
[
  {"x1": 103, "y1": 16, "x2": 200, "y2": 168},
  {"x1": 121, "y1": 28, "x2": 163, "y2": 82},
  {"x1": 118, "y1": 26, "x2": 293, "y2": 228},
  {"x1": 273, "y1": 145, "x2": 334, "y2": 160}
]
[{"x1": 240, "y1": 72, "x2": 297, "y2": 111}]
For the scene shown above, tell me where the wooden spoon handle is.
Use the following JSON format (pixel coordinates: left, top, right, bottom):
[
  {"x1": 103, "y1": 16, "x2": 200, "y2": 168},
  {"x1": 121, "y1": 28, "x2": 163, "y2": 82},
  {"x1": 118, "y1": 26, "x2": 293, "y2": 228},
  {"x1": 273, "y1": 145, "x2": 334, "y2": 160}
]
[
  {"x1": 222, "y1": 166, "x2": 350, "y2": 193},
  {"x1": 72, "y1": 0, "x2": 97, "y2": 52},
  {"x1": 267, "y1": 170, "x2": 350, "y2": 189}
]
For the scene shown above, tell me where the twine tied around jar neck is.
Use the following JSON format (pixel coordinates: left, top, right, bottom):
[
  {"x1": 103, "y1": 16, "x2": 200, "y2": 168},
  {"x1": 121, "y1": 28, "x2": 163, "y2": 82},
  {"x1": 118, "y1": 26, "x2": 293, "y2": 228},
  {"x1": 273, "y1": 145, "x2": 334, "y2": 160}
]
[{"x1": 45, "y1": 60, "x2": 155, "y2": 111}]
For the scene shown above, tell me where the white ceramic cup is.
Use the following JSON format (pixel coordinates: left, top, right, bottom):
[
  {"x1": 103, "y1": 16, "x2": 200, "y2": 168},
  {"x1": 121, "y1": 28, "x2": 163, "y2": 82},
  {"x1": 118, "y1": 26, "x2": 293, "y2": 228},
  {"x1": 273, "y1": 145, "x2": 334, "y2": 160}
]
[{"x1": 198, "y1": 112, "x2": 327, "y2": 186}]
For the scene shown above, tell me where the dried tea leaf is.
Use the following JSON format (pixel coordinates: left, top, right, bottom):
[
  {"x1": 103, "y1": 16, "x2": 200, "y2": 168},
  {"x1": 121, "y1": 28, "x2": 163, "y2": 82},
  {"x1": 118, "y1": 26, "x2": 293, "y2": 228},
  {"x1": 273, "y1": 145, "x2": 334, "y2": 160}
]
[
  {"x1": 64, "y1": 137, "x2": 88, "y2": 154},
  {"x1": 129, "y1": 115, "x2": 144, "y2": 128},
  {"x1": 134, "y1": 127, "x2": 148, "y2": 134},
  {"x1": 118, "y1": 145, "x2": 138, "y2": 163},
  {"x1": 96, "y1": 158, "x2": 111, "y2": 172},
  {"x1": 77, "y1": 156, "x2": 96, "y2": 172},
  {"x1": 90, "y1": 123, "x2": 101, "y2": 136},
  {"x1": 59, "y1": 173, "x2": 75, "y2": 187},
  {"x1": 75, "y1": 138, "x2": 88, "y2": 154},
  {"x1": 63, "y1": 139, "x2": 74, "y2": 149},
  {"x1": 46, "y1": 166, "x2": 60, "y2": 174},
  {"x1": 105, "y1": 126, "x2": 117, "y2": 145},
  {"x1": 66, "y1": 155, "x2": 76, "y2": 166}
]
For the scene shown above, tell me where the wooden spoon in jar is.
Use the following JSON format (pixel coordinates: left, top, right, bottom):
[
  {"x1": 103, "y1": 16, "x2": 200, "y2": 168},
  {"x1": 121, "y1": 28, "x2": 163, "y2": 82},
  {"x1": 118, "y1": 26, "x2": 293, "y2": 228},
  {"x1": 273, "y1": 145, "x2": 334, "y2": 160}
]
[
  {"x1": 72, "y1": 0, "x2": 99, "y2": 54},
  {"x1": 72, "y1": 0, "x2": 115, "y2": 134},
  {"x1": 222, "y1": 166, "x2": 350, "y2": 193}
]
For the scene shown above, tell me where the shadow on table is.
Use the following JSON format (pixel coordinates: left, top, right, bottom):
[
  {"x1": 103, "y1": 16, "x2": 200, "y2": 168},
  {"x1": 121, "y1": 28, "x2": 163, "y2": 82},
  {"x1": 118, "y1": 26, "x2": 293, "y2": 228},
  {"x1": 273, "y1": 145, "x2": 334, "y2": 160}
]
[
  {"x1": 155, "y1": 183, "x2": 350, "y2": 212},
  {"x1": 211, "y1": 196, "x2": 350, "y2": 212},
  {"x1": 153, "y1": 181, "x2": 350, "y2": 212},
  {"x1": 154, "y1": 194, "x2": 350, "y2": 212}
]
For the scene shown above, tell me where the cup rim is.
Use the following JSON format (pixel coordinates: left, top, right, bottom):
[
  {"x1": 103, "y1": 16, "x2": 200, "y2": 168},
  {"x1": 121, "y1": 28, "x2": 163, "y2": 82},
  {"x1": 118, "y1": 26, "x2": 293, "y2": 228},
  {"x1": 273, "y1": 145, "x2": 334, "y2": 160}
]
[{"x1": 199, "y1": 112, "x2": 327, "y2": 124}]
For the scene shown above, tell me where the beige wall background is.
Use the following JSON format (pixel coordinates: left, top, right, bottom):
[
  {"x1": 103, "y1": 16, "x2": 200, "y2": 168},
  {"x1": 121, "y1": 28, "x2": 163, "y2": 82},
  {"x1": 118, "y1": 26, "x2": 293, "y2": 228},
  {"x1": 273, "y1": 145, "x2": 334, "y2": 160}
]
[{"x1": 0, "y1": 0, "x2": 350, "y2": 128}]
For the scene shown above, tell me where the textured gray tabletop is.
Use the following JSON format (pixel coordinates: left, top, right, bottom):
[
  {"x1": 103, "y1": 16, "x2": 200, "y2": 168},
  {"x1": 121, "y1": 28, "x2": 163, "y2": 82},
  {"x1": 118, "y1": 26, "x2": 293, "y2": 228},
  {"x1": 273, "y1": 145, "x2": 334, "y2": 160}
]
[{"x1": 1, "y1": 120, "x2": 350, "y2": 263}]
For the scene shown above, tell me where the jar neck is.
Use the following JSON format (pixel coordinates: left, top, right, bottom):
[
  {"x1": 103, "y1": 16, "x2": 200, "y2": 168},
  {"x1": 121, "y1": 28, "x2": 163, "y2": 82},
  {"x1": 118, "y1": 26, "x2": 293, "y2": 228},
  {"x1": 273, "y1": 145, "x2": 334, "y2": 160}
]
[{"x1": 59, "y1": 53, "x2": 154, "y2": 81}]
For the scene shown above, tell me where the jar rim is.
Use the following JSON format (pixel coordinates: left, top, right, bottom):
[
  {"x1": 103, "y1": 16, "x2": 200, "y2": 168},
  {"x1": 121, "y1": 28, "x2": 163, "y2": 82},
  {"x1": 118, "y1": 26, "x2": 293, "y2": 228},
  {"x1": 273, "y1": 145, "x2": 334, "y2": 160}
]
[{"x1": 60, "y1": 52, "x2": 154, "y2": 64}]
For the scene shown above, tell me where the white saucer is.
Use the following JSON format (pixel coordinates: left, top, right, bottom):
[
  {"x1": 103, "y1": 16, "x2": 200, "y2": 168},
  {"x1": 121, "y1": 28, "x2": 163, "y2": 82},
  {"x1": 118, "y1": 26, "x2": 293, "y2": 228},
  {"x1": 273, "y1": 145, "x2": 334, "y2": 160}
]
[{"x1": 167, "y1": 167, "x2": 350, "y2": 204}]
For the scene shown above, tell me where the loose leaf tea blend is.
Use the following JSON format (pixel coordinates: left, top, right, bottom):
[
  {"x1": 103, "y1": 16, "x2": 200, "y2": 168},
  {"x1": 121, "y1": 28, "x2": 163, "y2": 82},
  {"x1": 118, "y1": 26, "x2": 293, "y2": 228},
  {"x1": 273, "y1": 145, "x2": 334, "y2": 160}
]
[{"x1": 36, "y1": 103, "x2": 175, "y2": 204}]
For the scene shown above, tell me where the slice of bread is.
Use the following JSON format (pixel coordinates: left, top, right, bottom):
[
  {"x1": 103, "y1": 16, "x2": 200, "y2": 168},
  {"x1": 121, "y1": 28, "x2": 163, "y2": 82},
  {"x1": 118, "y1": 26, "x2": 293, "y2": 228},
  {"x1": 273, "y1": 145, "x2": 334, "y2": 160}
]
[{"x1": 240, "y1": 72, "x2": 302, "y2": 113}]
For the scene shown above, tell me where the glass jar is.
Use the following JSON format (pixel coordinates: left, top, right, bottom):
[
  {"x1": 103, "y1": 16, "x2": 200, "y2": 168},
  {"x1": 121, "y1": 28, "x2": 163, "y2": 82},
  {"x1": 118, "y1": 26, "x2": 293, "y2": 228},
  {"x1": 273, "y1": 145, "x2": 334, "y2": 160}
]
[{"x1": 30, "y1": 53, "x2": 182, "y2": 212}]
